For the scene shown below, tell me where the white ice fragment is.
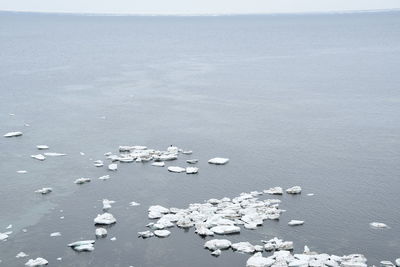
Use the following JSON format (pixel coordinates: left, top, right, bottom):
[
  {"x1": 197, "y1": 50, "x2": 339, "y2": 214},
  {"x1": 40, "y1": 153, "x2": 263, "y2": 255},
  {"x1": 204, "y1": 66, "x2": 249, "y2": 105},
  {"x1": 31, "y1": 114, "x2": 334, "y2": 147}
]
[
  {"x1": 43, "y1": 152, "x2": 66, "y2": 156},
  {"x1": 154, "y1": 230, "x2": 171, "y2": 237},
  {"x1": 6, "y1": 224, "x2": 12, "y2": 229},
  {"x1": 186, "y1": 167, "x2": 199, "y2": 174},
  {"x1": 232, "y1": 242, "x2": 256, "y2": 253},
  {"x1": 167, "y1": 146, "x2": 179, "y2": 153},
  {"x1": 25, "y1": 257, "x2": 48, "y2": 266},
  {"x1": 4, "y1": 131, "x2": 23, "y2": 137},
  {"x1": 56, "y1": 258, "x2": 62, "y2": 261},
  {"x1": 73, "y1": 244, "x2": 94, "y2": 252},
  {"x1": 95, "y1": 228, "x2": 108, "y2": 237},
  {"x1": 380, "y1": 261, "x2": 394, "y2": 267},
  {"x1": 108, "y1": 163, "x2": 118, "y2": 171},
  {"x1": 31, "y1": 154, "x2": 46, "y2": 161},
  {"x1": 204, "y1": 239, "x2": 232, "y2": 251},
  {"x1": 307, "y1": 193, "x2": 314, "y2": 196},
  {"x1": 211, "y1": 249, "x2": 222, "y2": 257},
  {"x1": 138, "y1": 231, "x2": 154, "y2": 238},
  {"x1": 16, "y1": 252, "x2": 29, "y2": 258},
  {"x1": 152, "y1": 162, "x2": 165, "y2": 167},
  {"x1": 186, "y1": 159, "x2": 198, "y2": 164},
  {"x1": 395, "y1": 259, "x2": 400, "y2": 267},
  {"x1": 98, "y1": 175, "x2": 110, "y2": 180},
  {"x1": 289, "y1": 259, "x2": 309, "y2": 267},
  {"x1": 247, "y1": 252, "x2": 275, "y2": 267},
  {"x1": 110, "y1": 237, "x2": 117, "y2": 241},
  {"x1": 288, "y1": 220, "x2": 304, "y2": 226},
  {"x1": 94, "y1": 160, "x2": 104, "y2": 167},
  {"x1": 36, "y1": 145, "x2": 49, "y2": 150},
  {"x1": 17, "y1": 170, "x2": 28, "y2": 174},
  {"x1": 0, "y1": 232, "x2": 11, "y2": 241},
  {"x1": 94, "y1": 213, "x2": 116, "y2": 225},
  {"x1": 208, "y1": 157, "x2": 229, "y2": 165},
  {"x1": 286, "y1": 186, "x2": 302, "y2": 194},
  {"x1": 182, "y1": 150, "x2": 193, "y2": 155},
  {"x1": 80, "y1": 152, "x2": 85, "y2": 156},
  {"x1": 149, "y1": 205, "x2": 169, "y2": 214},
  {"x1": 369, "y1": 222, "x2": 389, "y2": 229},
  {"x1": 102, "y1": 199, "x2": 115, "y2": 210},
  {"x1": 68, "y1": 240, "x2": 95, "y2": 247},
  {"x1": 129, "y1": 201, "x2": 140, "y2": 207},
  {"x1": 50, "y1": 232, "x2": 61, "y2": 237},
  {"x1": 210, "y1": 225, "x2": 240, "y2": 235},
  {"x1": 35, "y1": 187, "x2": 52, "y2": 194},
  {"x1": 74, "y1": 178, "x2": 91, "y2": 184},
  {"x1": 168, "y1": 166, "x2": 186, "y2": 173},
  {"x1": 264, "y1": 187, "x2": 283, "y2": 195}
]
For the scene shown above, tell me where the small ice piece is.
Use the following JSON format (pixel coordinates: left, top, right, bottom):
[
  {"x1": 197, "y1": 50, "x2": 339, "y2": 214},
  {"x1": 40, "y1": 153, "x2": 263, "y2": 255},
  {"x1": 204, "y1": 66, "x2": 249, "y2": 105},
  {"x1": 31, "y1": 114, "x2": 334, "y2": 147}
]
[
  {"x1": 94, "y1": 160, "x2": 104, "y2": 167},
  {"x1": 35, "y1": 187, "x2": 52, "y2": 194},
  {"x1": 36, "y1": 145, "x2": 49, "y2": 150},
  {"x1": 211, "y1": 249, "x2": 222, "y2": 257},
  {"x1": 307, "y1": 193, "x2": 314, "y2": 196},
  {"x1": 152, "y1": 162, "x2": 165, "y2": 167},
  {"x1": 108, "y1": 163, "x2": 118, "y2": 171},
  {"x1": 208, "y1": 157, "x2": 229, "y2": 165},
  {"x1": 195, "y1": 225, "x2": 214, "y2": 236},
  {"x1": 25, "y1": 257, "x2": 48, "y2": 266},
  {"x1": 204, "y1": 239, "x2": 232, "y2": 251},
  {"x1": 232, "y1": 242, "x2": 256, "y2": 253},
  {"x1": 149, "y1": 205, "x2": 169, "y2": 214},
  {"x1": 98, "y1": 175, "x2": 110, "y2": 180},
  {"x1": 244, "y1": 223, "x2": 257, "y2": 230},
  {"x1": 246, "y1": 252, "x2": 275, "y2": 267},
  {"x1": 95, "y1": 228, "x2": 107, "y2": 237},
  {"x1": 167, "y1": 146, "x2": 179, "y2": 153},
  {"x1": 129, "y1": 201, "x2": 140, "y2": 206},
  {"x1": 288, "y1": 220, "x2": 304, "y2": 226},
  {"x1": 110, "y1": 237, "x2": 117, "y2": 241},
  {"x1": 74, "y1": 178, "x2": 91, "y2": 184},
  {"x1": 80, "y1": 152, "x2": 85, "y2": 156},
  {"x1": 168, "y1": 166, "x2": 186, "y2": 173},
  {"x1": 381, "y1": 261, "x2": 394, "y2": 267},
  {"x1": 289, "y1": 259, "x2": 309, "y2": 267},
  {"x1": 286, "y1": 186, "x2": 302, "y2": 194},
  {"x1": 4, "y1": 131, "x2": 23, "y2": 137},
  {"x1": 186, "y1": 167, "x2": 199, "y2": 174},
  {"x1": 138, "y1": 230, "x2": 154, "y2": 238},
  {"x1": 370, "y1": 222, "x2": 389, "y2": 229},
  {"x1": 94, "y1": 213, "x2": 116, "y2": 225},
  {"x1": 210, "y1": 225, "x2": 240, "y2": 235},
  {"x1": 68, "y1": 240, "x2": 95, "y2": 247},
  {"x1": 50, "y1": 232, "x2": 61, "y2": 237},
  {"x1": 0, "y1": 231, "x2": 11, "y2": 241},
  {"x1": 72, "y1": 244, "x2": 94, "y2": 252},
  {"x1": 31, "y1": 154, "x2": 46, "y2": 161},
  {"x1": 154, "y1": 230, "x2": 171, "y2": 237},
  {"x1": 16, "y1": 252, "x2": 29, "y2": 258},
  {"x1": 102, "y1": 199, "x2": 115, "y2": 210},
  {"x1": 43, "y1": 152, "x2": 66, "y2": 156},
  {"x1": 22, "y1": 229, "x2": 28, "y2": 233},
  {"x1": 186, "y1": 159, "x2": 198, "y2": 164},
  {"x1": 182, "y1": 150, "x2": 193, "y2": 155},
  {"x1": 56, "y1": 258, "x2": 62, "y2": 261},
  {"x1": 6, "y1": 224, "x2": 12, "y2": 229},
  {"x1": 17, "y1": 170, "x2": 28, "y2": 174},
  {"x1": 264, "y1": 187, "x2": 283, "y2": 195},
  {"x1": 395, "y1": 259, "x2": 400, "y2": 267}
]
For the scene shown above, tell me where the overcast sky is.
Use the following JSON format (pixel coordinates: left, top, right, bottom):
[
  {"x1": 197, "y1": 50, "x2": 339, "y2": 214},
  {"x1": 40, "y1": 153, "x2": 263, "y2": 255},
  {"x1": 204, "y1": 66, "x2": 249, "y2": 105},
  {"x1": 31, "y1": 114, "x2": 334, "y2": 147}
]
[{"x1": 1, "y1": 0, "x2": 399, "y2": 14}]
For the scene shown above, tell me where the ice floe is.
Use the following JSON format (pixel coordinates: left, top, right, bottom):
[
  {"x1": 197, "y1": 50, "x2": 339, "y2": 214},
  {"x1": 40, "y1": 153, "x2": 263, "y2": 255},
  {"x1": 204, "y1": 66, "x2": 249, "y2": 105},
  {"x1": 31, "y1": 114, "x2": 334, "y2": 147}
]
[
  {"x1": 168, "y1": 166, "x2": 186, "y2": 173},
  {"x1": 98, "y1": 175, "x2": 110, "y2": 180},
  {"x1": 369, "y1": 222, "x2": 389, "y2": 229},
  {"x1": 95, "y1": 228, "x2": 107, "y2": 237},
  {"x1": 25, "y1": 257, "x2": 48, "y2": 266},
  {"x1": 0, "y1": 231, "x2": 12, "y2": 241},
  {"x1": 35, "y1": 187, "x2": 52, "y2": 194},
  {"x1": 108, "y1": 163, "x2": 118, "y2": 171},
  {"x1": 208, "y1": 157, "x2": 229, "y2": 165},
  {"x1": 286, "y1": 186, "x2": 302, "y2": 194},
  {"x1": 50, "y1": 232, "x2": 61, "y2": 237},
  {"x1": 94, "y1": 213, "x2": 116, "y2": 225},
  {"x1": 36, "y1": 145, "x2": 49, "y2": 150},
  {"x1": 17, "y1": 170, "x2": 28, "y2": 174},
  {"x1": 152, "y1": 162, "x2": 165, "y2": 167},
  {"x1": 68, "y1": 240, "x2": 95, "y2": 252},
  {"x1": 102, "y1": 199, "x2": 115, "y2": 210},
  {"x1": 16, "y1": 252, "x2": 29, "y2": 258},
  {"x1": 154, "y1": 230, "x2": 171, "y2": 237},
  {"x1": 288, "y1": 220, "x2": 304, "y2": 226},
  {"x1": 4, "y1": 131, "x2": 23, "y2": 138},
  {"x1": 74, "y1": 178, "x2": 91, "y2": 184},
  {"x1": 138, "y1": 230, "x2": 154, "y2": 238},
  {"x1": 94, "y1": 160, "x2": 104, "y2": 167},
  {"x1": 43, "y1": 152, "x2": 66, "y2": 157},
  {"x1": 186, "y1": 159, "x2": 198, "y2": 164},
  {"x1": 129, "y1": 201, "x2": 141, "y2": 206},
  {"x1": 263, "y1": 237, "x2": 293, "y2": 251},
  {"x1": 31, "y1": 154, "x2": 46, "y2": 161},
  {"x1": 204, "y1": 239, "x2": 232, "y2": 251},
  {"x1": 246, "y1": 252, "x2": 274, "y2": 267},
  {"x1": 186, "y1": 167, "x2": 199, "y2": 174}
]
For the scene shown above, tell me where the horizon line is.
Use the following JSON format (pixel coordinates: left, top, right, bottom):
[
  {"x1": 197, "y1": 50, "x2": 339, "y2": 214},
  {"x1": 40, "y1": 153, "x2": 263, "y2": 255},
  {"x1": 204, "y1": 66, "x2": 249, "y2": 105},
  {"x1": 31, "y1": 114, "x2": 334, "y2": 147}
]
[{"x1": 1, "y1": 8, "x2": 400, "y2": 17}]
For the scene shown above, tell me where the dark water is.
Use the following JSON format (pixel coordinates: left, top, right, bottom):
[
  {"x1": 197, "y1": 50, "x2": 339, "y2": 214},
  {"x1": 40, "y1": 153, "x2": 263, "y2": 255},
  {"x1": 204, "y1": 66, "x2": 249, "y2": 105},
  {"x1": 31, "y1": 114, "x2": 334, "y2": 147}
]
[{"x1": 0, "y1": 11, "x2": 399, "y2": 266}]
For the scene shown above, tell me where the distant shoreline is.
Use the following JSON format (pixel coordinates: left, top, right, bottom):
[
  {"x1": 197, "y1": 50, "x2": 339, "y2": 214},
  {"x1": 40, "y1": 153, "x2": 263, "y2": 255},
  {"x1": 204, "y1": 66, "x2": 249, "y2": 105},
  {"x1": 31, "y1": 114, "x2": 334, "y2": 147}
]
[{"x1": 0, "y1": 8, "x2": 399, "y2": 17}]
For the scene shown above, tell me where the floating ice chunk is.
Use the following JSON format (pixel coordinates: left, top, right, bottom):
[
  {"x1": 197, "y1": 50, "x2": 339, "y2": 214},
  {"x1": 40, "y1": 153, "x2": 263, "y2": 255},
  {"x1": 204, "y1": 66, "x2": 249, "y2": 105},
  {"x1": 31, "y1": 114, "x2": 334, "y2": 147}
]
[
  {"x1": 50, "y1": 232, "x2": 61, "y2": 237},
  {"x1": 4, "y1": 131, "x2": 23, "y2": 137},
  {"x1": 195, "y1": 224, "x2": 214, "y2": 236},
  {"x1": 35, "y1": 187, "x2": 52, "y2": 194},
  {"x1": 0, "y1": 231, "x2": 11, "y2": 241},
  {"x1": 80, "y1": 152, "x2": 85, "y2": 156},
  {"x1": 149, "y1": 205, "x2": 170, "y2": 214},
  {"x1": 186, "y1": 167, "x2": 199, "y2": 174},
  {"x1": 208, "y1": 158, "x2": 229, "y2": 165},
  {"x1": 104, "y1": 152, "x2": 112, "y2": 156},
  {"x1": 264, "y1": 187, "x2": 283, "y2": 195},
  {"x1": 288, "y1": 220, "x2": 304, "y2": 226},
  {"x1": 74, "y1": 178, "x2": 91, "y2": 184},
  {"x1": 68, "y1": 240, "x2": 95, "y2": 247},
  {"x1": 17, "y1": 170, "x2": 28, "y2": 174},
  {"x1": 244, "y1": 223, "x2": 258, "y2": 230},
  {"x1": 110, "y1": 237, "x2": 117, "y2": 241},
  {"x1": 102, "y1": 199, "x2": 115, "y2": 210},
  {"x1": 167, "y1": 146, "x2": 179, "y2": 153},
  {"x1": 289, "y1": 259, "x2": 309, "y2": 267},
  {"x1": 232, "y1": 242, "x2": 256, "y2": 253},
  {"x1": 286, "y1": 186, "x2": 302, "y2": 194},
  {"x1": 186, "y1": 159, "x2": 198, "y2": 164},
  {"x1": 25, "y1": 257, "x2": 48, "y2": 266},
  {"x1": 129, "y1": 201, "x2": 141, "y2": 206},
  {"x1": 369, "y1": 222, "x2": 389, "y2": 229},
  {"x1": 210, "y1": 225, "x2": 240, "y2": 235},
  {"x1": 94, "y1": 213, "x2": 116, "y2": 225},
  {"x1": 168, "y1": 166, "x2": 186, "y2": 173},
  {"x1": 154, "y1": 230, "x2": 171, "y2": 237},
  {"x1": 16, "y1": 252, "x2": 29, "y2": 258},
  {"x1": 94, "y1": 160, "x2": 104, "y2": 167},
  {"x1": 395, "y1": 259, "x2": 400, "y2": 267},
  {"x1": 31, "y1": 154, "x2": 45, "y2": 161},
  {"x1": 73, "y1": 244, "x2": 94, "y2": 252},
  {"x1": 264, "y1": 237, "x2": 293, "y2": 251},
  {"x1": 108, "y1": 163, "x2": 118, "y2": 171},
  {"x1": 204, "y1": 239, "x2": 232, "y2": 251},
  {"x1": 95, "y1": 228, "x2": 107, "y2": 237},
  {"x1": 247, "y1": 252, "x2": 275, "y2": 267},
  {"x1": 56, "y1": 258, "x2": 62, "y2": 261},
  {"x1": 6, "y1": 224, "x2": 12, "y2": 229},
  {"x1": 182, "y1": 150, "x2": 193, "y2": 155},
  {"x1": 307, "y1": 193, "x2": 314, "y2": 196},
  {"x1": 380, "y1": 261, "x2": 394, "y2": 267},
  {"x1": 44, "y1": 152, "x2": 66, "y2": 156},
  {"x1": 138, "y1": 231, "x2": 154, "y2": 238},
  {"x1": 36, "y1": 145, "x2": 49, "y2": 150},
  {"x1": 22, "y1": 229, "x2": 28, "y2": 233},
  {"x1": 211, "y1": 249, "x2": 222, "y2": 257},
  {"x1": 340, "y1": 254, "x2": 367, "y2": 267},
  {"x1": 151, "y1": 162, "x2": 165, "y2": 167},
  {"x1": 98, "y1": 175, "x2": 110, "y2": 180}
]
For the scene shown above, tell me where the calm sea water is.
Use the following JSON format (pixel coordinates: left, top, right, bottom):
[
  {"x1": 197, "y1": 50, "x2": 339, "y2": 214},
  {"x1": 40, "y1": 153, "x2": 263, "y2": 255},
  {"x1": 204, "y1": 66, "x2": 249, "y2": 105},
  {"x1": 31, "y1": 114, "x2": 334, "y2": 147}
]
[{"x1": 0, "y1": 11, "x2": 399, "y2": 267}]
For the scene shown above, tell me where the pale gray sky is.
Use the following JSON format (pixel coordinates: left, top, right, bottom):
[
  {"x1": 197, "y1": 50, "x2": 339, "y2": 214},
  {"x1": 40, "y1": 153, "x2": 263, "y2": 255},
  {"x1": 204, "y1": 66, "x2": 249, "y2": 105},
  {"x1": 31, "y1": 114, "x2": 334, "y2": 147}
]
[{"x1": 1, "y1": 0, "x2": 399, "y2": 15}]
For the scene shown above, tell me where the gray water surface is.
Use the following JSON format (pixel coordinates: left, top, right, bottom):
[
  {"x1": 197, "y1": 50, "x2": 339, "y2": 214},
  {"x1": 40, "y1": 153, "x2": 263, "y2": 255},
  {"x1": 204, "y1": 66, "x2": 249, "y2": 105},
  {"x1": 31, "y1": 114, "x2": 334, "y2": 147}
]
[{"x1": 0, "y1": 11, "x2": 399, "y2": 266}]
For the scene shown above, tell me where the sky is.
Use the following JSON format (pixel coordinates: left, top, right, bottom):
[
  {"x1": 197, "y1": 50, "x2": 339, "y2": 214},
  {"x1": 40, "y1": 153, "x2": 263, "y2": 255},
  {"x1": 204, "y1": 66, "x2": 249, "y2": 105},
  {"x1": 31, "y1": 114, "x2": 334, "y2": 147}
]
[{"x1": 0, "y1": 0, "x2": 399, "y2": 15}]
